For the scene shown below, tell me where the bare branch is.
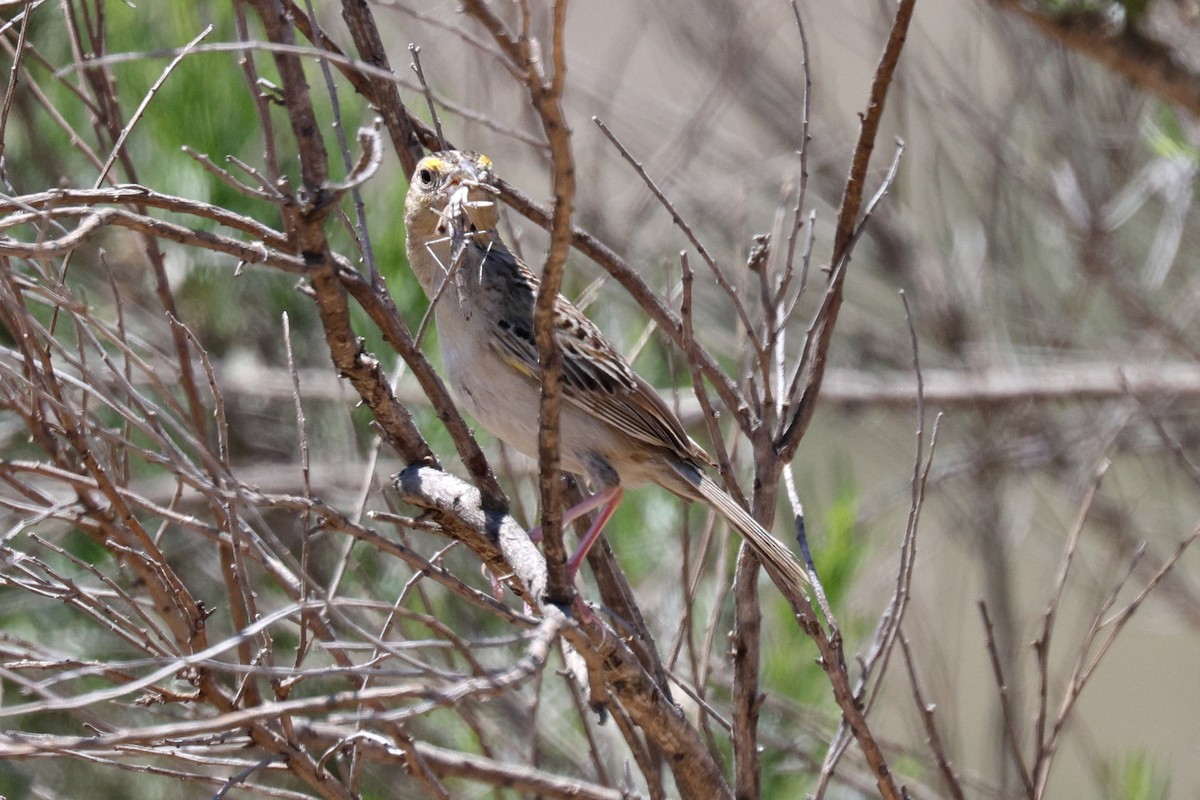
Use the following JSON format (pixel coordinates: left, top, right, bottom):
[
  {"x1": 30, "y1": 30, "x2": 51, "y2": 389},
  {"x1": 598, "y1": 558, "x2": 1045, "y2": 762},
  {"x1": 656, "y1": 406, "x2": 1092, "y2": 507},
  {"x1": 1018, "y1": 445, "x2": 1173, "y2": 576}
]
[{"x1": 989, "y1": 0, "x2": 1200, "y2": 116}]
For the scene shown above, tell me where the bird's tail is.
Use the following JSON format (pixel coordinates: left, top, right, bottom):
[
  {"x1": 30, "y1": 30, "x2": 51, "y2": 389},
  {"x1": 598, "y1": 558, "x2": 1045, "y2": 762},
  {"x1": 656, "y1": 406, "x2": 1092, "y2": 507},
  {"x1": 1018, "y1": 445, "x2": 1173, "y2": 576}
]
[{"x1": 672, "y1": 462, "x2": 811, "y2": 602}]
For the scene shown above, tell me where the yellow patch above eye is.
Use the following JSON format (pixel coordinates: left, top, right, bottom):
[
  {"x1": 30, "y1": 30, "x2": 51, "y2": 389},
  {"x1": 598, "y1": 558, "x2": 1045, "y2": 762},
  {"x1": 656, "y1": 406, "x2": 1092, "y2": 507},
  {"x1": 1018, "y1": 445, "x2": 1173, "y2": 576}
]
[
  {"x1": 420, "y1": 156, "x2": 447, "y2": 172},
  {"x1": 476, "y1": 154, "x2": 492, "y2": 169}
]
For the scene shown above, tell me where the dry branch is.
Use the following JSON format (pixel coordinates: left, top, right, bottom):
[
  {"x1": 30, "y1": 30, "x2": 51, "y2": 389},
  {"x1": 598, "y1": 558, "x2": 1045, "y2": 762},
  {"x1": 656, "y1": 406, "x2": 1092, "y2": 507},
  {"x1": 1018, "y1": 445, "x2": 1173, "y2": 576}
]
[{"x1": 990, "y1": 0, "x2": 1200, "y2": 116}]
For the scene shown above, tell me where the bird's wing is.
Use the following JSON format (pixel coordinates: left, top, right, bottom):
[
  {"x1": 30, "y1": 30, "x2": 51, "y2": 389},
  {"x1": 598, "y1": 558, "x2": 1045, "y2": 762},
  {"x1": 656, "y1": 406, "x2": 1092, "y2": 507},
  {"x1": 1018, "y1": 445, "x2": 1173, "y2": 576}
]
[{"x1": 477, "y1": 238, "x2": 708, "y2": 464}]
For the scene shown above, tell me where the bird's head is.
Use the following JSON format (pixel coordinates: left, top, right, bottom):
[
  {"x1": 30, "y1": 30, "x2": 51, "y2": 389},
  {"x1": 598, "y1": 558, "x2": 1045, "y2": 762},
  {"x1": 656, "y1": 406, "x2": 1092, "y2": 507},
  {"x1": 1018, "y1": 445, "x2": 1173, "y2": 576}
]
[{"x1": 403, "y1": 150, "x2": 499, "y2": 238}]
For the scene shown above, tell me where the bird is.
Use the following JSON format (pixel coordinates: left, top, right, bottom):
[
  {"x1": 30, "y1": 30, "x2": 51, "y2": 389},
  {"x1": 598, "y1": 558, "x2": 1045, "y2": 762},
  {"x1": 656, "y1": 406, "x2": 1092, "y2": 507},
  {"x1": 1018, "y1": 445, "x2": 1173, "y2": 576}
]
[{"x1": 402, "y1": 150, "x2": 810, "y2": 602}]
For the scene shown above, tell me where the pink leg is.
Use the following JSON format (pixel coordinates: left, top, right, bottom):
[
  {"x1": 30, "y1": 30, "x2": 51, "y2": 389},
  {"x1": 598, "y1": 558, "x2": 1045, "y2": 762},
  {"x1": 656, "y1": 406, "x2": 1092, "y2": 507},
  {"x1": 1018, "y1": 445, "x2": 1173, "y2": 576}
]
[
  {"x1": 486, "y1": 565, "x2": 505, "y2": 599},
  {"x1": 524, "y1": 486, "x2": 624, "y2": 581},
  {"x1": 565, "y1": 486, "x2": 623, "y2": 577},
  {"x1": 491, "y1": 488, "x2": 623, "y2": 603},
  {"x1": 526, "y1": 486, "x2": 621, "y2": 542}
]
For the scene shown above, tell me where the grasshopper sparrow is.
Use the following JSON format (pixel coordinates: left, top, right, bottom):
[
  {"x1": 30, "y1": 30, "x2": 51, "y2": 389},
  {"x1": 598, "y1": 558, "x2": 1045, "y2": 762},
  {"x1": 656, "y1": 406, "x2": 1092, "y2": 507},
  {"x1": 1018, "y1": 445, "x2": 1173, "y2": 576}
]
[{"x1": 403, "y1": 151, "x2": 809, "y2": 598}]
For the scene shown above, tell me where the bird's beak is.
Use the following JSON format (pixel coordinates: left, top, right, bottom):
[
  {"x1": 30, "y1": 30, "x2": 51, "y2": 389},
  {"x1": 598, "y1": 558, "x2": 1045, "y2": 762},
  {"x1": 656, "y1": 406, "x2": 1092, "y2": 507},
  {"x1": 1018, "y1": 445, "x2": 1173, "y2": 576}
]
[
  {"x1": 449, "y1": 160, "x2": 494, "y2": 194},
  {"x1": 460, "y1": 160, "x2": 484, "y2": 184},
  {"x1": 436, "y1": 154, "x2": 498, "y2": 230}
]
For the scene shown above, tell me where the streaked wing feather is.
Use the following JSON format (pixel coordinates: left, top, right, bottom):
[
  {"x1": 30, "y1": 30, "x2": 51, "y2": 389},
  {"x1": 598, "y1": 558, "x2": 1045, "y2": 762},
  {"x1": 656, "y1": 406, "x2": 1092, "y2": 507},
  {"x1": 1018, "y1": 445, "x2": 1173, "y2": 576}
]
[
  {"x1": 681, "y1": 464, "x2": 810, "y2": 596},
  {"x1": 477, "y1": 239, "x2": 703, "y2": 462}
]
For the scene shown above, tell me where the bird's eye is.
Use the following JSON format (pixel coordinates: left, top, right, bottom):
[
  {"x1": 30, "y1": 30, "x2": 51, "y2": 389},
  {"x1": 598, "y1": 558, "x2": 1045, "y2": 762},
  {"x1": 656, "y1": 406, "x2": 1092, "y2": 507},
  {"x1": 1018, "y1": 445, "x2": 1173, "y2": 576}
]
[{"x1": 418, "y1": 168, "x2": 434, "y2": 185}]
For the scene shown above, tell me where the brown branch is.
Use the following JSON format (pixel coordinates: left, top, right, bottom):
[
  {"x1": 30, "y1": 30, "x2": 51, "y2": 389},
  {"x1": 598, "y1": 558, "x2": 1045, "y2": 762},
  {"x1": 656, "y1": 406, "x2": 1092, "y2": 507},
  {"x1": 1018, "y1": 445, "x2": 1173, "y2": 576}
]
[
  {"x1": 458, "y1": 0, "x2": 576, "y2": 602},
  {"x1": 778, "y1": 0, "x2": 915, "y2": 460},
  {"x1": 407, "y1": 44, "x2": 444, "y2": 149},
  {"x1": 61, "y1": 7, "x2": 221, "y2": 529},
  {"x1": 594, "y1": 116, "x2": 765, "y2": 365},
  {"x1": 336, "y1": 262, "x2": 507, "y2": 506},
  {"x1": 331, "y1": 0, "x2": 425, "y2": 175},
  {"x1": 393, "y1": 466, "x2": 731, "y2": 800},
  {"x1": 978, "y1": 601, "x2": 1036, "y2": 799},
  {"x1": 251, "y1": 0, "x2": 508, "y2": 507},
  {"x1": 730, "y1": 543, "x2": 764, "y2": 797},
  {"x1": 779, "y1": 141, "x2": 906, "y2": 459},
  {"x1": 0, "y1": 277, "x2": 212, "y2": 662},
  {"x1": 298, "y1": 728, "x2": 629, "y2": 800},
  {"x1": 0, "y1": 0, "x2": 33, "y2": 159},
  {"x1": 257, "y1": 52, "x2": 434, "y2": 469},
  {"x1": 990, "y1": 0, "x2": 1200, "y2": 116},
  {"x1": 0, "y1": 206, "x2": 303, "y2": 271},
  {"x1": 0, "y1": 185, "x2": 292, "y2": 246},
  {"x1": 1030, "y1": 459, "x2": 1108, "y2": 789},
  {"x1": 899, "y1": 631, "x2": 966, "y2": 800},
  {"x1": 570, "y1": 483, "x2": 674, "y2": 708}
]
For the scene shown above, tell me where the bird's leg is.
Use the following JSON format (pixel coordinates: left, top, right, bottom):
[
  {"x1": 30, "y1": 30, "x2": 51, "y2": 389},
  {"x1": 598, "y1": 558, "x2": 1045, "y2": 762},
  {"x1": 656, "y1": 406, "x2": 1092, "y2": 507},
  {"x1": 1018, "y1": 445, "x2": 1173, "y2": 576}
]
[
  {"x1": 526, "y1": 486, "x2": 624, "y2": 574},
  {"x1": 525, "y1": 486, "x2": 619, "y2": 543},
  {"x1": 491, "y1": 487, "x2": 624, "y2": 599},
  {"x1": 490, "y1": 486, "x2": 622, "y2": 608},
  {"x1": 561, "y1": 486, "x2": 625, "y2": 624},
  {"x1": 564, "y1": 485, "x2": 623, "y2": 578}
]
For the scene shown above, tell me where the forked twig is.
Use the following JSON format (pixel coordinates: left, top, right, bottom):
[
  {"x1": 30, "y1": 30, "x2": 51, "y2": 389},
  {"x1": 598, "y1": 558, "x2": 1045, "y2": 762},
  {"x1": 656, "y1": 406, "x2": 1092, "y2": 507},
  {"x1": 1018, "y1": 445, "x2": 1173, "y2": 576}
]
[
  {"x1": 979, "y1": 601, "x2": 1036, "y2": 797},
  {"x1": 899, "y1": 631, "x2": 966, "y2": 800},
  {"x1": 408, "y1": 44, "x2": 444, "y2": 149},
  {"x1": 93, "y1": 25, "x2": 214, "y2": 190},
  {"x1": 593, "y1": 116, "x2": 765, "y2": 362}
]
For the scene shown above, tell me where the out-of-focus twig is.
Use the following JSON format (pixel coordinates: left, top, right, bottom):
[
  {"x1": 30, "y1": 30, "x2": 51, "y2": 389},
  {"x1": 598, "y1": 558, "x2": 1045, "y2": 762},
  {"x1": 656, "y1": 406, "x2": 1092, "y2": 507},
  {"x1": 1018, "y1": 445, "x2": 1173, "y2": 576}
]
[{"x1": 989, "y1": 0, "x2": 1200, "y2": 116}]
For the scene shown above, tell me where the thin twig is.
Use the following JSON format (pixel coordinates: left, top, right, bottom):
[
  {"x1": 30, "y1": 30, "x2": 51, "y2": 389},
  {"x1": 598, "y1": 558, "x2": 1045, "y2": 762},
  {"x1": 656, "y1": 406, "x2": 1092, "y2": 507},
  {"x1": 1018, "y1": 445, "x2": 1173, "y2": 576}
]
[
  {"x1": 408, "y1": 44, "x2": 444, "y2": 149},
  {"x1": 93, "y1": 25, "x2": 213, "y2": 190},
  {"x1": 899, "y1": 631, "x2": 966, "y2": 800},
  {"x1": 781, "y1": 0, "x2": 814, "y2": 302},
  {"x1": 593, "y1": 116, "x2": 764, "y2": 362},
  {"x1": 814, "y1": 291, "x2": 940, "y2": 792},
  {"x1": 1034, "y1": 522, "x2": 1200, "y2": 796},
  {"x1": 779, "y1": 139, "x2": 906, "y2": 458},
  {"x1": 0, "y1": 0, "x2": 34, "y2": 163},
  {"x1": 978, "y1": 601, "x2": 1036, "y2": 798}
]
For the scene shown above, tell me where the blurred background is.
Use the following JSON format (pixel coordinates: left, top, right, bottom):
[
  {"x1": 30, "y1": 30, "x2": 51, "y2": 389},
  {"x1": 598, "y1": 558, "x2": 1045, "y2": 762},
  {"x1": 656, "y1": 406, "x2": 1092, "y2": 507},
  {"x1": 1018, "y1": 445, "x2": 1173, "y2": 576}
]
[
  {"x1": 393, "y1": 3, "x2": 1200, "y2": 794},
  {"x1": 2, "y1": 0, "x2": 1199, "y2": 797}
]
